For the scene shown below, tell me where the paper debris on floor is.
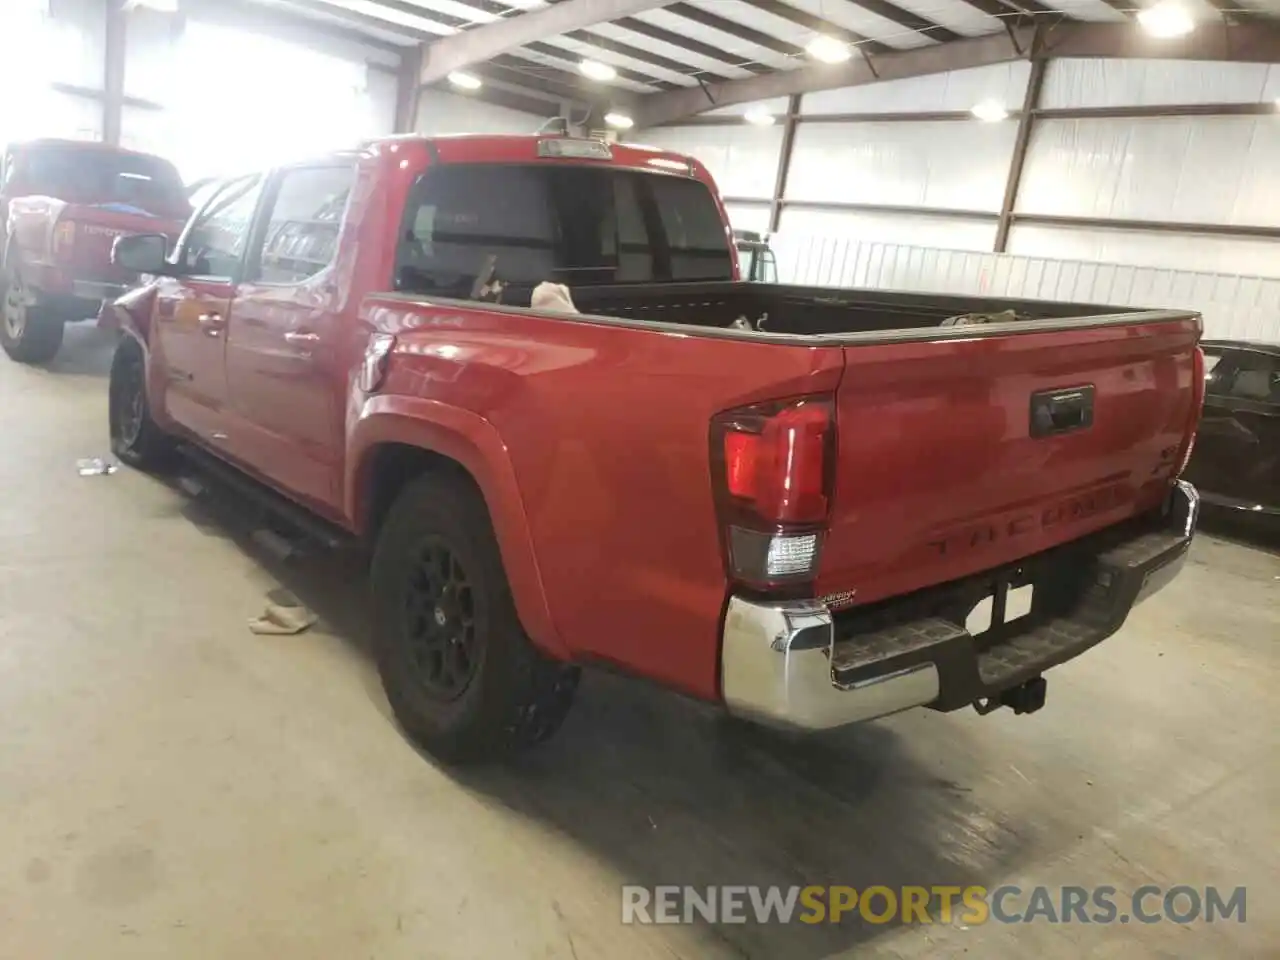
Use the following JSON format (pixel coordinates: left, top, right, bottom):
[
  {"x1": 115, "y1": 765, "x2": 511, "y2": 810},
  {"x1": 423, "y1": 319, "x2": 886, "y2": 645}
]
[
  {"x1": 248, "y1": 597, "x2": 318, "y2": 636},
  {"x1": 76, "y1": 457, "x2": 118, "y2": 477}
]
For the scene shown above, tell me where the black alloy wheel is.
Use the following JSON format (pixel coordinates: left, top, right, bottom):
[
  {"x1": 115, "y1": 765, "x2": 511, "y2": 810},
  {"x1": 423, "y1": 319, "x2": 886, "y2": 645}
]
[{"x1": 404, "y1": 536, "x2": 481, "y2": 700}]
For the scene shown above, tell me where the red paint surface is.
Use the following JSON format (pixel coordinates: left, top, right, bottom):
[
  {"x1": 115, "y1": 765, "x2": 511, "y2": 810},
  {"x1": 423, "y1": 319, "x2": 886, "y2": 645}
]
[{"x1": 130, "y1": 135, "x2": 1200, "y2": 704}]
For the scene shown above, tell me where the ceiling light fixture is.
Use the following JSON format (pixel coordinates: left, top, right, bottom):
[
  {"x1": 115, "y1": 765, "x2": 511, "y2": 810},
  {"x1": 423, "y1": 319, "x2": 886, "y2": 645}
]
[
  {"x1": 580, "y1": 59, "x2": 617, "y2": 82},
  {"x1": 970, "y1": 99, "x2": 1009, "y2": 122},
  {"x1": 806, "y1": 35, "x2": 851, "y2": 64},
  {"x1": 744, "y1": 107, "x2": 776, "y2": 126},
  {"x1": 604, "y1": 112, "x2": 634, "y2": 129},
  {"x1": 1137, "y1": 0, "x2": 1195, "y2": 37},
  {"x1": 448, "y1": 71, "x2": 482, "y2": 90}
]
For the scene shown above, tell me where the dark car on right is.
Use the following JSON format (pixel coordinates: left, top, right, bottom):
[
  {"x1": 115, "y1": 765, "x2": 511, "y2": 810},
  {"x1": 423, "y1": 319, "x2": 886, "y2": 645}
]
[{"x1": 1182, "y1": 339, "x2": 1279, "y2": 527}]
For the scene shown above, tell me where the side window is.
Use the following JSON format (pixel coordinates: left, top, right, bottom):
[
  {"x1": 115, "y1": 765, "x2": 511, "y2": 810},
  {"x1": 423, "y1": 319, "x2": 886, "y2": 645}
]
[
  {"x1": 249, "y1": 164, "x2": 354, "y2": 285},
  {"x1": 1224, "y1": 353, "x2": 1279, "y2": 404},
  {"x1": 185, "y1": 178, "x2": 222, "y2": 218},
  {"x1": 177, "y1": 175, "x2": 265, "y2": 279},
  {"x1": 645, "y1": 176, "x2": 734, "y2": 281}
]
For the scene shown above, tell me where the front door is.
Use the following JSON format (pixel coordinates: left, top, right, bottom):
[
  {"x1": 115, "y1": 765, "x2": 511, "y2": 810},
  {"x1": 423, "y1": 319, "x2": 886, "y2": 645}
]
[
  {"x1": 224, "y1": 162, "x2": 355, "y2": 516},
  {"x1": 152, "y1": 175, "x2": 265, "y2": 448},
  {"x1": 1192, "y1": 348, "x2": 1280, "y2": 509}
]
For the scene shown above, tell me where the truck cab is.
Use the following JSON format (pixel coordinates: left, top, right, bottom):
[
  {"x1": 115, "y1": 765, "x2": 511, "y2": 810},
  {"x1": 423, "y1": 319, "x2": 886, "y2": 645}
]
[{"x1": 1, "y1": 138, "x2": 190, "y2": 363}]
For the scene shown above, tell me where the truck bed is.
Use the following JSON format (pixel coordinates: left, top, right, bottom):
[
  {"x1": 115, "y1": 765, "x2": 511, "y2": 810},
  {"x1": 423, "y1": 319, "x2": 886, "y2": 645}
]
[{"x1": 545, "y1": 281, "x2": 1146, "y2": 339}]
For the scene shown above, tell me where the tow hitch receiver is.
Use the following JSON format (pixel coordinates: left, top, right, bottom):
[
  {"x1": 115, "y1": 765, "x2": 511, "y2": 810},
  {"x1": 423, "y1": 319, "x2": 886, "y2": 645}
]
[{"x1": 973, "y1": 676, "x2": 1047, "y2": 716}]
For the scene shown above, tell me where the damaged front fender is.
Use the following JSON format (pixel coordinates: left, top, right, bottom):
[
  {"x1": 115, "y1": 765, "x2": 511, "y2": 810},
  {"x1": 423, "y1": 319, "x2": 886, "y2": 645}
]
[{"x1": 98, "y1": 279, "x2": 160, "y2": 339}]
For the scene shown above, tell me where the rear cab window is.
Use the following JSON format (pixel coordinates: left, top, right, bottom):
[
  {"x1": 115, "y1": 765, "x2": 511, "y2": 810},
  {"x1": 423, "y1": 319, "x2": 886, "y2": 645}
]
[
  {"x1": 393, "y1": 161, "x2": 733, "y2": 300},
  {"x1": 10, "y1": 143, "x2": 189, "y2": 219}
]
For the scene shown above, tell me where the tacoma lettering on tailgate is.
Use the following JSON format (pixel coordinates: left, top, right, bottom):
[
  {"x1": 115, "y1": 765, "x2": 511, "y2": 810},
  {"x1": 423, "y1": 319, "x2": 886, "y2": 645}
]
[{"x1": 926, "y1": 485, "x2": 1129, "y2": 558}]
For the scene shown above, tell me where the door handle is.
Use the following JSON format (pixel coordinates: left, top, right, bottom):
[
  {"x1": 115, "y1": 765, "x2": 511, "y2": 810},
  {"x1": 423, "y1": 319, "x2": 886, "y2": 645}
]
[
  {"x1": 198, "y1": 312, "x2": 225, "y2": 337},
  {"x1": 284, "y1": 331, "x2": 320, "y2": 345}
]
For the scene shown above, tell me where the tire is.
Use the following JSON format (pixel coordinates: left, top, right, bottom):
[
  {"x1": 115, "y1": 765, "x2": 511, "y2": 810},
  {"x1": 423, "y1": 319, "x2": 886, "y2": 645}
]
[
  {"x1": 1, "y1": 258, "x2": 64, "y2": 364},
  {"x1": 371, "y1": 471, "x2": 579, "y2": 764},
  {"x1": 109, "y1": 337, "x2": 174, "y2": 469}
]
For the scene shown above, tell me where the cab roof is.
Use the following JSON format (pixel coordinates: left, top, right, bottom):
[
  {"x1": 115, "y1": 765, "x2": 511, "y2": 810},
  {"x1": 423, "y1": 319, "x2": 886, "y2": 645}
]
[
  {"x1": 362, "y1": 133, "x2": 709, "y2": 180},
  {"x1": 4, "y1": 138, "x2": 172, "y2": 163}
]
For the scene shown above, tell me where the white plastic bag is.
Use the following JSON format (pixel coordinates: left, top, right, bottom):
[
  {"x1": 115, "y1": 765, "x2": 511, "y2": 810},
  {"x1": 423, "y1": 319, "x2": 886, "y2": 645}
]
[{"x1": 531, "y1": 282, "x2": 579, "y2": 314}]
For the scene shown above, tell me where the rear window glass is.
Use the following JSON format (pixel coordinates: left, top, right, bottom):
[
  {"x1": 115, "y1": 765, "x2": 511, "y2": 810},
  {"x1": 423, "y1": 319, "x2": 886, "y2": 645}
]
[
  {"x1": 394, "y1": 162, "x2": 732, "y2": 297},
  {"x1": 11, "y1": 144, "x2": 189, "y2": 219}
]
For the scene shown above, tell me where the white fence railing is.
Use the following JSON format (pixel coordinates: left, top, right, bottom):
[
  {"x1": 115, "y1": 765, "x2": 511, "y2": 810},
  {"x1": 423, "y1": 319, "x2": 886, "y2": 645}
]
[{"x1": 770, "y1": 234, "x2": 1280, "y2": 344}]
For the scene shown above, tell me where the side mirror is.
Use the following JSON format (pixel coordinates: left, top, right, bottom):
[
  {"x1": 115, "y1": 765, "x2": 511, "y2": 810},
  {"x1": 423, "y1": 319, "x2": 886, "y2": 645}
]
[{"x1": 112, "y1": 233, "x2": 171, "y2": 275}]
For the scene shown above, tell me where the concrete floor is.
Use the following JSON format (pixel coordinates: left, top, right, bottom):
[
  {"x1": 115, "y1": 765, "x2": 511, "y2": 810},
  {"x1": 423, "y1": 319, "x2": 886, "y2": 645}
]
[{"x1": 2, "y1": 326, "x2": 1277, "y2": 960}]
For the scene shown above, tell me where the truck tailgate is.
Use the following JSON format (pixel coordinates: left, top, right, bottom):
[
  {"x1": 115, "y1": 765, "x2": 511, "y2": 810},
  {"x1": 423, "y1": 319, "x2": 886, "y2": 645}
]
[
  {"x1": 60, "y1": 203, "x2": 186, "y2": 278},
  {"x1": 816, "y1": 313, "x2": 1201, "y2": 608}
]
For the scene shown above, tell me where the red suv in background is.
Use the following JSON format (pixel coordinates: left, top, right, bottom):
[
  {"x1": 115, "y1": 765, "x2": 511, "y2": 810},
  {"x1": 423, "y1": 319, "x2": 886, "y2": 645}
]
[{"x1": 1, "y1": 138, "x2": 190, "y2": 363}]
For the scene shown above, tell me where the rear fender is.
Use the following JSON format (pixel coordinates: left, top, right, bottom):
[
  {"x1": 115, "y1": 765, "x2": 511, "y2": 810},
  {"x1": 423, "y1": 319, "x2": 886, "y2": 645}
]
[{"x1": 347, "y1": 395, "x2": 567, "y2": 660}]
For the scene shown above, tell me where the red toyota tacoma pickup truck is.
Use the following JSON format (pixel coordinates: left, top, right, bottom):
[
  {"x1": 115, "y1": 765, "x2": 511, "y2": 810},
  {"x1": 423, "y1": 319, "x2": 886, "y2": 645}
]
[
  {"x1": 1, "y1": 138, "x2": 189, "y2": 363},
  {"x1": 106, "y1": 133, "x2": 1204, "y2": 764}
]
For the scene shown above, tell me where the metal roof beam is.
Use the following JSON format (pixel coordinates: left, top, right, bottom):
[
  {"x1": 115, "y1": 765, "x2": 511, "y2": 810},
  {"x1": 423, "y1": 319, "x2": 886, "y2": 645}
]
[
  {"x1": 217, "y1": 0, "x2": 418, "y2": 52},
  {"x1": 738, "y1": 0, "x2": 891, "y2": 56},
  {"x1": 609, "y1": 15, "x2": 773, "y2": 72},
  {"x1": 442, "y1": 0, "x2": 735, "y2": 81},
  {"x1": 663, "y1": 2, "x2": 808, "y2": 57},
  {"x1": 561, "y1": 28, "x2": 733, "y2": 81},
  {"x1": 272, "y1": 0, "x2": 437, "y2": 41},
  {"x1": 830, "y1": 0, "x2": 963, "y2": 42},
  {"x1": 522, "y1": 40, "x2": 673, "y2": 87},
  {"x1": 634, "y1": 20, "x2": 1280, "y2": 125},
  {"x1": 419, "y1": 0, "x2": 677, "y2": 84}
]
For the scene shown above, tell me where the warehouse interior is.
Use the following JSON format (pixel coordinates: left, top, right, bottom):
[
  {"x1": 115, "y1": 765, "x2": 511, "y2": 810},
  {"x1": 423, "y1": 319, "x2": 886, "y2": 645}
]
[{"x1": 1, "y1": 0, "x2": 1278, "y2": 957}]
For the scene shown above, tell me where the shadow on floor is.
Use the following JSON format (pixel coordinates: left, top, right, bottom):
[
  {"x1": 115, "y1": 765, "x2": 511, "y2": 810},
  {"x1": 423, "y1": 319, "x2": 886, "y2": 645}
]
[
  {"x1": 46, "y1": 324, "x2": 119, "y2": 378},
  {"x1": 1199, "y1": 506, "x2": 1280, "y2": 556},
  {"x1": 171, "y1": 480, "x2": 1038, "y2": 958}
]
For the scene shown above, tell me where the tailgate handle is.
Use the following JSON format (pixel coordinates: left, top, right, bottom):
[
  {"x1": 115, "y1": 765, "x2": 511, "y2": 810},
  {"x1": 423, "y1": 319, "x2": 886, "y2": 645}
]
[{"x1": 1030, "y1": 385, "x2": 1095, "y2": 437}]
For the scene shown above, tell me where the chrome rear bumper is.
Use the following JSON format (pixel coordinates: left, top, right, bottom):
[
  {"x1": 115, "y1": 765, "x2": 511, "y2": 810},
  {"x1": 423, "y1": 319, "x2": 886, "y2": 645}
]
[{"x1": 720, "y1": 481, "x2": 1199, "y2": 731}]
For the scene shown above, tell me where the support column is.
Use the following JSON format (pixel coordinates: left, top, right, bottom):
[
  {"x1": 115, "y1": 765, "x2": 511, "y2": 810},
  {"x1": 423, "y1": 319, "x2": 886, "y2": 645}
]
[
  {"x1": 394, "y1": 47, "x2": 423, "y2": 134},
  {"x1": 994, "y1": 51, "x2": 1047, "y2": 253},
  {"x1": 767, "y1": 93, "x2": 802, "y2": 235},
  {"x1": 103, "y1": 0, "x2": 127, "y2": 146}
]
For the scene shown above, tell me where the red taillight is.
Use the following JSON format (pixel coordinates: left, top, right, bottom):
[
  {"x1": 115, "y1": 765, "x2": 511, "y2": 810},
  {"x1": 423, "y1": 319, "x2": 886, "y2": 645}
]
[
  {"x1": 719, "y1": 398, "x2": 832, "y2": 525},
  {"x1": 53, "y1": 220, "x2": 76, "y2": 258},
  {"x1": 723, "y1": 431, "x2": 759, "y2": 501},
  {"x1": 712, "y1": 396, "x2": 835, "y2": 588}
]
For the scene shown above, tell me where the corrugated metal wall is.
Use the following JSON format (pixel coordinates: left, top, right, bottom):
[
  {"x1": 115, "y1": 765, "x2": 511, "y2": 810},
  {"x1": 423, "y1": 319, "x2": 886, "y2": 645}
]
[
  {"x1": 123, "y1": 0, "x2": 398, "y2": 181},
  {"x1": 772, "y1": 235, "x2": 1280, "y2": 343},
  {"x1": 637, "y1": 57, "x2": 1280, "y2": 344}
]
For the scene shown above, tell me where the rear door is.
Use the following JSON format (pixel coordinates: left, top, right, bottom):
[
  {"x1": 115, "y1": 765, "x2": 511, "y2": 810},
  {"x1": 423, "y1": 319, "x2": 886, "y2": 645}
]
[
  {"x1": 224, "y1": 161, "x2": 354, "y2": 513},
  {"x1": 817, "y1": 316, "x2": 1202, "y2": 608},
  {"x1": 152, "y1": 175, "x2": 264, "y2": 446}
]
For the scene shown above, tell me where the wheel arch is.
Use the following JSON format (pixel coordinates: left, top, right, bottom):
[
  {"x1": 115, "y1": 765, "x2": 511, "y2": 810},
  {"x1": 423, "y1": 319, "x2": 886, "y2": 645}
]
[{"x1": 348, "y1": 402, "x2": 567, "y2": 660}]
